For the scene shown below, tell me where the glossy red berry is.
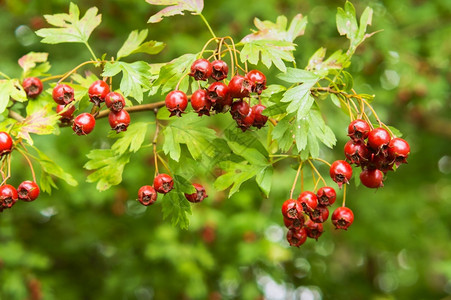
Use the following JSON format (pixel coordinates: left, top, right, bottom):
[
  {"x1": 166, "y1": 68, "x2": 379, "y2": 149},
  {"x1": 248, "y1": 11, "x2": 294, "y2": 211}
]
[
  {"x1": 207, "y1": 82, "x2": 229, "y2": 103},
  {"x1": 165, "y1": 90, "x2": 188, "y2": 117},
  {"x1": 344, "y1": 140, "x2": 369, "y2": 166},
  {"x1": 388, "y1": 138, "x2": 410, "y2": 166},
  {"x1": 137, "y1": 185, "x2": 157, "y2": 206},
  {"x1": 52, "y1": 84, "x2": 74, "y2": 105},
  {"x1": 230, "y1": 100, "x2": 250, "y2": 120},
  {"x1": 359, "y1": 169, "x2": 384, "y2": 188},
  {"x1": 246, "y1": 70, "x2": 267, "y2": 94},
  {"x1": 211, "y1": 60, "x2": 228, "y2": 81},
  {"x1": 22, "y1": 77, "x2": 43, "y2": 98},
  {"x1": 0, "y1": 132, "x2": 13, "y2": 156},
  {"x1": 286, "y1": 227, "x2": 307, "y2": 247},
  {"x1": 283, "y1": 215, "x2": 304, "y2": 229},
  {"x1": 191, "y1": 89, "x2": 211, "y2": 116},
  {"x1": 0, "y1": 184, "x2": 18, "y2": 208},
  {"x1": 189, "y1": 59, "x2": 212, "y2": 81},
  {"x1": 17, "y1": 181, "x2": 40, "y2": 202},
  {"x1": 109, "y1": 110, "x2": 130, "y2": 133},
  {"x1": 72, "y1": 113, "x2": 95, "y2": 135},
  {"x1": 304, "y1": 219, "x2": 324, "y2": 240},
  {"x1": 251, "y1": 104, "x2": 268, "y2": 129},
  {"x1": 309, "y1": 206, "x2": 329, "y2": 223},
  {"x1": 88, "y1": 80, "x2": 110, "y2": 106},
  {"x1": 105, "y1": 92, "x2": 126, "y2": 112},
  {"x1": 236, "y1": 107, "x2": 255, "y2": 132},
  {"x1": 212, "y1": 94, "x2": 233, "y2": 113},
  {"x1": 56, "y1": 104, "x2": 76, "y2": 123},
  {"x1": 367, "y1": 127, "x2": 391, "y2": 152},
  {"x1": 367, "y1": 153, "x2": 394, "y2": 173},
  {"x1": 332, "y1": 207, "x2": 354, "y2": 230},
  {"x1": 330, "y1": 160, "x2": 353, "y2": 188},
  {"x1": 281, "y1": 198, "x2": 303, "y2": 219},
  {"x1": 185, "y1": 183, "x2": 208, "y2": 203},
  {"x1": 316, "y1": 186, "x2": 336, "y2": 206},
  {"x1": 153, "y1": 174, "x2": 174, "y2": 194},
  {"x1": 347, "y1": 119, "x2": 370, "y2": 141},
  {"x1": 228, "y1": 75, "x2": 252, "y2": 99},
  {"x1": 297, "y1": 191, "x2": 318, "y2": 213}
]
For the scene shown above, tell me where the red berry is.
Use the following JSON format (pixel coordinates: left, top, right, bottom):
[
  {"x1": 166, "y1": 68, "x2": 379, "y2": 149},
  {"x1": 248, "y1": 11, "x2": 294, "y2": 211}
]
[
  {"x1": 304, "y1": 219, "x2": 324, "y2": 240},
  {"x1": 309, "y1": 206, "x2": 329, "y2": 223},
  {"x1": 185, "y1": 183, "x2": 208, "y2": 203},
  {"x1": 316, "y1": 186, "x2": 336, "y2": 206},
  {"x1": 359, "y1": 169, "x2": 384, "y2": 188},
  {"x1": 22, "y1": 77, "x2": 43, "y2": 98},
  {"x1": 52, "y1": 84, "x2": 74, "y2": 105},
  {"x1": 330, "y1": 160, "x2": 353, "y2": 188},
  {"x1": 56, "y1": 104, "x2": 76, "y2": 123},
  {"x1": 153, "y1": 174, "x2": 174, "y2": 194},
  {"x1": 347, "y1": 119, "x2": 370, "y2": 141},
  {"x1": 297, "y1": 191, "x2": 318, "y2": 213},
  {"x1": 230, "y1": 100, "x2": 250, "y2": 120},
  {"x1": 17, "y1": 181, "x2": 40, "y2": 202},
  {"x1": 137, "y1": 185, "x2": 157, "y2": 206},
  {"x1": 367, "y1": 127, "x2": 391, "y2": 152},
  {"x1": 228, "y1": 75, "x2": 252, "y2": 99},
  {"x1": 207, "y1": 82, "x2": 229, "y2": 104},
  {"x1": 367, "y1": 153, "x2": 394, "y2": 173},
  {"x1": 344, "y1": 140, "x2": 369, "y2": 166},
  {"x1": 88, "y1": 80, "x2": 110, "y2": 106},
  {"x1": 0, "y1": 184, "x2": 18, "y2": 208},
  {"x1": 246, "y1": 70, "x2": 267, "y2": 94},
  {"x1": 72, "y1": 113, "x2": 96, "y2": 135},
  {"x1": 283, "y1": 215, "x2": 304, "y2": 229},
  {"x1": 189, "y1": 59, "x2": 212, "y2": 81},
  {"x1": 281, "y1": 198, "x2": 303, "y2": 219},
  {"x1": 388, "y1": 138, "x2": 410, "y2": 167},
  {"x1": 211, "y1": 60, "x2": 228, "y2": 81},
  {"x1": 105, "y1": 92, "x2": 126, "y2": 112},
  {"x1": 251, "y1": 104, "x2": 268, "y2": 129},
  {"x1": 212, "y1": 94, "x2": 233, "y2": 113},
  {"x1": 236, "y1": 107, "x2": 255, "y2": 132},
  {"x1": 190, "y1": 89, "x2": 211, "y2": 116},
  {"x1": 165, "y1": 90, "x2": 188, "y2": 117},
  {"x1": 286, "y1": 227, "x2": 307, "y2": 247},
  {"x1": 108, "y1": 110, "x2": 130, "y2": 133},
  {"x1": 332, "y1": 207, "x2": 354, "y2": 230},
  {"x1": 0, "y1": 132, "x2": 13, "y2": 156}
]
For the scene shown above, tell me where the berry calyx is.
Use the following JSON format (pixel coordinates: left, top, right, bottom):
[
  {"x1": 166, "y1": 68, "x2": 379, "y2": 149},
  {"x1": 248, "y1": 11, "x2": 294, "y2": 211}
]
[
  {"x1": 189, "y1": 59, "x2": 212, "y2": 81},
  {"x1": 108, "y1": 110, "x2": 131, "y2": 133},
  {"x1": 367, "y1": 127, "x2": 391, "y2": 152},
  {"x1": 22, "y1": 77, "x2": 43, "y2": 98},
  {"x1": 191, "y1": 89, "x2": 211, "y2": 116},
  {"x1": 52, "y1": 84, "x2": 74, "y2": 105},
  {"x1": 230, "y1": 100, "x2": 250, "y2": 120},
  {"x1": 72, "y1": 113, "x2": 96, "y2": 136},
  {"x1": 153, "y1": 174, "x2": 174, "y2": 194},
  {"x1": 137, "y1": 185, "x2": 157, "y2": 206},
  {"x1": 56, "y1": 104, "x2": 76, "y2": 124},
  {"x1": 17, "y1": 181, "x2": 40, "y2": 202},
  {"x1": 228, "y1": 75, "x2": 252, "y2": 99},
  {"x1": 359, "y1": 169, "x2": 384, "y2": 188},
  {"x1": 304, "y1": 219, "x2": 324, "y2": 240},
  {"x1": 344, "y1": 140, "x2": 369, "y2": 166},
  {"x1": 105, "y1": 92, "x2": 126, "y2": 112},
  {"x1": 332, "y1": 207, "x2": 354, "y2": 230},
  {"x1": 309, "y1": 206, "x2": 329, "y2": 223},
  {"x1": 185, "y1": 183, "x2": 208, "y2": 203},
  {"x1": 283, "y1": 215, "x2": 304, "y2": 229},
  {"x1": 316, "y1": 186, "x2": 336, "y2": 206},
  {"x1": 281, "y1": 198, "x2": 303, "y2": 219},
  {"x1": 286, "y1": 227, "x2": 307, "y2": 247},
  {"x1": 297, "y1": 191, "x2": 318, "y2": 213},
  {"x1": 347, "y1": 119, "x2": 370, "y2": 141},
  {"x1": 0, "y1": 132, "x2": 13, "y2": 156},
  {"x1": 388, "y1": 138, "x2": 410, "y2": 166},
  {"x1": 88, "y1": 80, "x2": 110, "y2": 106},
  {"x1": 251, "y1": 104, "x2": 268, "y2": 129},
  {"x1": 329, "y1": 160, "x2": 353, "y2": 188},
  {"x1": 0, "y1": 184, "x2": 18, "y2": 208},
  {"x1": 211, "y1": 60, "x2": 228, "y2": 81},
  {"x1": 207, "y1": 82, "x2": 229, "y2": 104},
  {"x1": 246, "y1": 70, "x2": 267, "y2": 94},
  {"x1": 165, "y1": 90, "x2": 188, "y2": 117}
]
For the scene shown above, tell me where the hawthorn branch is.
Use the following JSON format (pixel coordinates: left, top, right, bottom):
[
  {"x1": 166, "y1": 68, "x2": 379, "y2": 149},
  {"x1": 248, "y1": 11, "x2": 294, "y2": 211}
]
[
  {"x1": 8, "y1": 110, "x2": 25, "y2": 122},
  {"x1": 96, "y1": 101, "x2": 165, "y2": 119}
]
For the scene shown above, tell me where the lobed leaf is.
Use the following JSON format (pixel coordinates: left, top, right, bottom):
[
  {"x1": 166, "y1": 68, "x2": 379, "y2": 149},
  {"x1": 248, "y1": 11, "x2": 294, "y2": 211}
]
[
  {"x1": 111, "y1": 122, "x2": 150, "y2": 155},
  {"x1": 240, "y1": 40, "x2": 294, "y2": 72},
  {"x1": 161, "y1": 191, "x2": 192, "y2": 230},
  {"x1": 146, "y1": 0, "x2": 204, "y2": 23},
  {"x1": 14, "y1": 106, "x2": 59, "y2": 145},
  {"x1": 117, "y1": 29, "x2": 165, "y2": 59},
  {"x1": 18, "y1": 52, "x2": 49, "y2": 77},
  {"x1": 0, "y1": 80, "x2": 27, "y2": 113}
]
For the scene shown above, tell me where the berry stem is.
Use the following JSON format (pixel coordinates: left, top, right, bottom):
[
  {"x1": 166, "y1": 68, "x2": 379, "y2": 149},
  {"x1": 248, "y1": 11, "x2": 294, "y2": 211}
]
[
  {"x1": 0, "y1": 71, "x2": 11, "y2": 80},
  {"x1": 157, "y1": 154, "x2": 173, "y2": 177},
  {"x1": 307, "y1": 160, "x2": 327, "y2": 186},
  {"x1": 152, "y1": 113, "x2": 160, "y2": 177},
  {"x1": 8, "y1": 110, "x2": 25, "y2": 122},
  {"x1": 289, "y1": 161, "x2": 303, "y2": 199},
  {"x1": 41, "y1": 60, "x2": 107, "y2": 83},
  {"x1": 0, "y1": 155, "x2": 11, "y2": 186},
  {"x1": 199, "y1": 13, "x2": 217, "y2": 39},
  {"x1": 16, "y1": 147, "x2": 37, "y2": 183},
  {"x1": 342, "y1": 183, "x2": 347, "y2": 207},
  {"x1": 83, "y1": 41, "x2": 99, "y2": 62},
  {"x1": 311, "y1": 157, "x2": 331, "y2": 167},
  {"x1": 96, "y1": 101, "x2": 166, "y2": 119}
]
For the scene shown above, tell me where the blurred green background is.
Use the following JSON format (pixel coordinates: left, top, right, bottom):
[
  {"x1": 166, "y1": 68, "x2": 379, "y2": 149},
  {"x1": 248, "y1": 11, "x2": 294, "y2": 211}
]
[{"x1": 0, "y1": 0, "x2": 450, "y2": 299}]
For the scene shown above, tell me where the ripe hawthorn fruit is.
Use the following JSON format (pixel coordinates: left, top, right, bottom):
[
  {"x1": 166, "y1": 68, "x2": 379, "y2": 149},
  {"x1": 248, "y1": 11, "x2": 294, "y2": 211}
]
[
  {"x1": 108, "y1": 110, "x2": 130, "y2": 133},
  {"x1": 330, "y1": 160, "x2": 353, "y2": 188},
  {"x1": 297, "y1": 191, "x2": 318, "y2": 213},
  {"x1": 165, "y1": 90, "x2": 188, "y2": 117},
  {"x1": 211, "y1": 60, "x2": 228, "y2": 81},
  {"x1": 22, "y1": 77, "x2": 43, "y2": 98},
  {"x1": 72, "y1": 113, "x2": 96, "y2": 135},
  {"x1": 348, "y1": 119, "x2": 370, "y2": 141},
  {"x1": 0, "y1": 132, "x2": 13, "y2": 156},
  {"x1": 185, "y1": 183, "x2": 208, "y2": 203},
  {"x1": 251, "y1": 104, "x2": 268, "y2": 129},
  {"x1": 316, "y1": 186, "x2": 336, "y2": 206},
  {"x1": 52, "y1": 84, "x2": 74, "y2": 105},
  {"x1": 0, "y1": 184, "x2": 18, "y2": 208},
  {"x1": 153, "y1": 174, "x2": 174, "y2": 194},
  {"x1": 281, "y1": 198, "x2": 303, "y2": 219},
  {"x1": 88, "y1": 80, "x2": 110, "y2": 106},
  {"x1": 388, "y1": 138, "x2": 410, "y2": 166},
  {"x1": 189, "y1": 59, "x2": 212, "y2": 81},
  {"x1": 359, "y1": 168, "x2": 384, "y2": 188},
  {"x1": 332, "y1": 207, "x2": 354, "y2": 230},
  {"x1": 137, "y1": 185, "x2": 157, "y2": 206},
  {"x1": 17, "y1": 181, "x2": 40, "y2": 202},
  {"x1": 286, "y1": 227, "x2": 307, "y2": 247},
  {"x1": 246, "y1": 70, "x2": 267, "y2": 94},
  {"x1": 304, "y1": 219, "x2": 324, "y2": 241},
  {"x1": 367, "y1": 127, "x2": 391, "y2": 152},
  {"x1": 56, "y1": 104, "x2": 76, "y2": 123},
  {"x1": 191, "y1": 89, "x2": 211, "y2": 116},
  {"x1": 105, "y1": 92, "x2": 126, "y2": 112},
  {"x1": 228, "y1": 75, "x2": 252, "y2": 99}
]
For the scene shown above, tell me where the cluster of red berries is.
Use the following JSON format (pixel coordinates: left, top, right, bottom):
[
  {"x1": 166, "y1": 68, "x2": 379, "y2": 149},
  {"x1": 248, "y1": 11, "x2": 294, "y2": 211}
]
[
  {"x1": 165, "y1": 58, "x2": 268, "y2": 131},
  {"x1": 137, "y1": 174, "x2": 207, "y2": 206}
]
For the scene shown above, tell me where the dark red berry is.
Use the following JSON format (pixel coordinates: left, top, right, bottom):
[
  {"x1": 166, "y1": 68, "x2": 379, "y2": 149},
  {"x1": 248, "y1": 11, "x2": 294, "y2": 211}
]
[
  {"x1": 165, "y1": 90, "x2": 188, "y2": 117},
  {"x1": 281, "y1": 198, "x2": 303, "y2": 219},
  {"x1": 230, "y1": 100, "x2": 250, "y2": 120},
  {"x1": 367, "y1": 153, "x2": 394, "y2": 173},
  {"x1": 367, "y1": 127, "x2": 391, "y2": 152},
  {"x1": 359, "y1": 169, "x2": 384, "y2": 188},
  {"x1": 228, "y1": 75, "x2": 252, "y2": 99},
  {"x1": 153, "y1": 174, "x2": 174, "y2": 194},
  {"x1": 388, "y1": 138, "x2": 410, "y2": 167},
  {"x1": 347, "y1": 119, "x2": 370, "y2": 141},
  {"x1": 22, "y1": 77, "x2": 43, "y2": 98},
  {"x1": 0, "y1": 132, "x2": 13, "y2": 156},
  {"x1": 297, "y1": 191, "x2": 318, "y2": 213},
  {"x1": 185, "y1": 183, "x2": 208, "y2": 203},
  {"x1": 344, "y1": 140, "x2": 369, "y2": 166},
  {"x1": 0, "y1": 184, "x2": 18, "y2": 208},
  {"x1": 17, "y1": 181, "x2": 40, "y2": 202},
  {"x1": 88, "y1": 80, "x2": 110, "y2": 106},
  {"x1": 251, "y1": 104, "x2": 268, "y2": 129},
  {"x1": 304, "y1": 219, "x2": 324, "y2": 240},
  {"x1": 332, "y1": 207, "x2": 354, "y2": 230},
  {"x1": 286, "y1": 227, "x2": 307, "y2": 247},
  {"x1": 236, "y1": 107, "x2": 255, "y2": 132},
  {"x1": 109, "y1": 110, "x2": 130, "y2": 133},
  {"x1": 189, "y1": 59, "x2": 212, "y2": 81},
  {"x1": 246, "y1": 70, "x2": 267, "y2": 94},
  {"x1": 52, "y1": 84, "x2": 74, "y2": 105},
  {"x1": 330, "y1": 160, "x2": 353, "y2": 188},
  {"x1": 105, "y1": 92, "x2": 126, "y2": 112},
  {"x1": 316, "y1": 186, "x2": 336, "y2": 206},
  {"x1": 138, "y1": 185, "x2": 157, "y2": 206},
  {"x1": 190, "y1": 89, "x2": 211, "y2": 116},
  {"x1": 207, "y1": 82, "x2": 229, "y2": 103},
  {"x1": 56, "y1": 104, "x2": 75, "y2": 123},
  {"x1": 309, "y1": 206, "x2": 329, "y2": 223},
  {"x1": 72, "y1": 113, "x2": 95, "y2": 135},
  {"x1": 283, "y1": 215, "x2": 304, "y2": 229},
  {"x1": 212, "y1": 94, "x2": 233, "y2": 113},
  {"x1": 211, "y1": 60, "x2": 228, "y2": 81}
]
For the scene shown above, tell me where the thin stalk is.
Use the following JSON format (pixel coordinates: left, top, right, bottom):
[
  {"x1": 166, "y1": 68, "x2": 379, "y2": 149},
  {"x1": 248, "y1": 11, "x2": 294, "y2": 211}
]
[
  {"x1": 157, "y1": 154, "x2": 173, "y2": 177},
  {"x1": 199, "y1": 14, "x2": 217, "y2": 39},
  {"x1": 0, "y1": 71, "x2": 11, "y2": 79},
  {"x1": 84, "y1": 42, "x2": 99, "y2": 62},
  {"x1": 342, "y1": 184, "x2": 347, "y2": 207},
  {"x1": 307, "y1": 160, "x2": 327, "y2": 186},
  {"x1": 289, "y1": 162, "x2": 303, "y2": 199},
  {"x1": 16, "y1": 148, "x2": 37, "y2": 183},
  {"x1": 311, "y1": 157, "x2": 331, "y2": 167},
  {"x1": 153, "y1": 116, "x2": 160, "y2": 177}
]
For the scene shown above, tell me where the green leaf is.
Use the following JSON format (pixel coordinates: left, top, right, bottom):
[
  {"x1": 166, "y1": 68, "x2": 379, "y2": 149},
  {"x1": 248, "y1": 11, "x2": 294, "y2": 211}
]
[
  {"x1": 174, "y1": 175, "x2": 196, "y2": 194},
  {"x1": 14, "y1": 106, "x2": 59, "y2": 145},
  {"x1": 117, "y1": 29, "x2": 165, "y2": 59},
  {"x1": 336, "y1": 1, "x2": 358, "y2": 41},
  {"x1": 0, "y1": 80, "x2": 27, "y2": 113},
  {"x1": 146, "y1": 0, "x2": 204, "y2": 23},
  {"x1": 18, "y1": 52, "x2": 49, "y2": 77},
  {"x1": 240, "y1": 40, "x2": 294, "y2": 72},
  {"x1": 214, "y1": 161, "x2": 259, "y2": 197},
  {"x1": 294, "y1": 117, "x2": 309, "y2": 152},
  {"x1": 161, "y1": 191, "x2": 192, "y2": 230},
  {"x1": 162, "y1": 126, "x2": 181, "y2": 161},
  {"x1": 256, "y1": 167, "x2": 273, "y2": 196},
  {"x1": 227, "y1": 141, "x2": 268, "y2": 167},
  {"x1": 307, "y1": 107, "x2": 336, "y2": 149},
  {"x1": 36, "y1": 3, "x2": 101, "y2": 44},
  {"x1": 277, "y1": 67, "x2": 320, "y2": 83},
  {"x1": 271, "y1": 115, "x2": 294, "y2": 152},
  {"x1": 84, "y1": 149, "x2": 131, "y2": 191},
  {"x1": 111, "y1": 122, "x2": 149, "y2": 155},
  {"x1": 102, "y1": 61, "x2": 152, "y2": 103}
]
